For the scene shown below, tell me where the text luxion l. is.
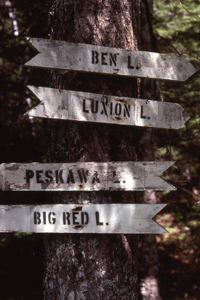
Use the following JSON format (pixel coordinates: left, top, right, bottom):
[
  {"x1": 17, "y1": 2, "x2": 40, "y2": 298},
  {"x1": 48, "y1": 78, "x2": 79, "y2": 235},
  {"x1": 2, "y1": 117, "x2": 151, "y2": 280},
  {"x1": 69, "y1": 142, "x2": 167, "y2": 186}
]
[
  {"x1": 82, "y1": 98, "x2": 131, "y2": 118},
  {"x1": 25, "y1": 87, "x2": 190, "y2": 130}
]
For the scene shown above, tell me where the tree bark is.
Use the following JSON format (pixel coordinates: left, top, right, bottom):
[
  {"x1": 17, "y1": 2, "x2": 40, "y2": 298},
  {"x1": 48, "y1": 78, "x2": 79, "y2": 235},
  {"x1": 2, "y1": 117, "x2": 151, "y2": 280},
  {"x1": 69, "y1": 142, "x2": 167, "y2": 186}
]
[
  {"x1": 43, "y1": 0, "x2": 141, "y2": 299},
  {"x1": 139, "y1": 0, "x2": 161, "y2": 299}
]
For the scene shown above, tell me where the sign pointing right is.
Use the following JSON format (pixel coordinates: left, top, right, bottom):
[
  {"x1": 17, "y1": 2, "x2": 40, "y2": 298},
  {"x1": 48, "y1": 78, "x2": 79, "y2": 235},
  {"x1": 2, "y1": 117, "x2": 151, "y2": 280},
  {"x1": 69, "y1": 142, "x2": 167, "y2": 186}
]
[
  {"x1": 0, "y1": 161, "x2": 176, "y2": 191},
  {"x1": 24, "y1": 37, "x2": 197, "y2": 81},
  {"x1": 0, "y1": 204, "x2": 168, "y2": 234},
  {"x1": 25, "y1": 86, "x2": 190, "y2": 130}
]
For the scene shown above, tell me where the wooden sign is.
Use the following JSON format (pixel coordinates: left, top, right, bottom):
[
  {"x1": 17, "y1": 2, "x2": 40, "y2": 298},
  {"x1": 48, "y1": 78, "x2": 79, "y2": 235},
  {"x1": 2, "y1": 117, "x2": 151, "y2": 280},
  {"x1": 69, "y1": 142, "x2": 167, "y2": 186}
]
[
  {"x1": 24, "y1": 37, "x2": 196, "y2": 81},
  {"x1": 0, "y1": 161, "x2": 175, "y2": 191},
  {"x1": 25, "y1": 86, "x2": 190, "y2": 130},
  {"x1": 0, "y1": 204, "x2": 168, "y2": 234}
]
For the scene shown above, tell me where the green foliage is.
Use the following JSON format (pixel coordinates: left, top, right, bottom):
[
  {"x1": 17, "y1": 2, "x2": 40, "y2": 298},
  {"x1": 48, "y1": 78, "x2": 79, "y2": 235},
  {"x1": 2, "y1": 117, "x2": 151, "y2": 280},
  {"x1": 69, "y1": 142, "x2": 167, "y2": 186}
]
[
  {"x1": 0, "y1": 3, "x2": 49, "y2": 298},
  {"x1": 0, "y1": 0, "x2": 49, "y2": 164},
  {"x1": 153, "y1": 3, "x2": 200, "y2": 298},
  {"x1": 153, "y1": 0, "x2": 200, "y2": 196},
  {"x1": 154, "y1": 0, "x2": 200, "y2": 59}
]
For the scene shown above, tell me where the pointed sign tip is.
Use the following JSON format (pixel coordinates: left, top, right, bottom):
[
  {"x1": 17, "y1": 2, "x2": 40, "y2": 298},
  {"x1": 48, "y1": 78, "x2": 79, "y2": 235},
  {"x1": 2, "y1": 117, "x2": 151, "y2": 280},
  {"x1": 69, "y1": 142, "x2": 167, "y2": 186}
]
[
  {"x1": 183, "y1": 110, "x2": 190, "y2": 124},
  {"x1": 179, "y1": 57, "x2": 197, "y2": 81}
]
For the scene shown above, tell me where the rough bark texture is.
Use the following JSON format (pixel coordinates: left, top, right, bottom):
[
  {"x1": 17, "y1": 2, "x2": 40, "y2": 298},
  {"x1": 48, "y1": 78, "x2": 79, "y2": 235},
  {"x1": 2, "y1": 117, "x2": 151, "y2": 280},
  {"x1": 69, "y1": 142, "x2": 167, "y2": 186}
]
[
  {"x1": 139, "y1": 0, "x2": 161, "y2": 299},
  {"x1": 43, "y1": 0, "x2": 141, "y2": 299}
]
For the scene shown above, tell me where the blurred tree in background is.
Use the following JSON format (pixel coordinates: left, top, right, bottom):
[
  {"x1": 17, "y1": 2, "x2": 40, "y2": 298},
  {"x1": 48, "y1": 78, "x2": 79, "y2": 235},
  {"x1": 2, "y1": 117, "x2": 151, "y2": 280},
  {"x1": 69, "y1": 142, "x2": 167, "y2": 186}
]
[{"x1": 0, "y1": 0, "x2": 200, "y2": 299}]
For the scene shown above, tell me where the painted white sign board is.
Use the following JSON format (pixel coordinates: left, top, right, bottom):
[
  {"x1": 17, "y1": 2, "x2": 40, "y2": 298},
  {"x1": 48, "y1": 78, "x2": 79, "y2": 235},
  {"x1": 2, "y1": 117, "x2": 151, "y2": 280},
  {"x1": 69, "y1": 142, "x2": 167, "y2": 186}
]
[
  {"x1": 0, "y1": 204, "x2": 168, "y2": 234},
  {"x1": 24, "y1": 37, "x2": 196, "y2": 81},
  {"x1": 26, "y1": 86, "x2": 189, "y2": 130},
  {"x1": 0, "y1": 161, "x2": 176, "y2": 191}
]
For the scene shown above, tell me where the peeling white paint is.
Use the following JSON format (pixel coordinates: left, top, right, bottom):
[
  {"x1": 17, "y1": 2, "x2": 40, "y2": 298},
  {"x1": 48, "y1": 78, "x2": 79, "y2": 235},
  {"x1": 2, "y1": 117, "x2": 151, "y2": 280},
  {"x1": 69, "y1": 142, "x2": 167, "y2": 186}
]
[
  {"x1": 0, "y1": 203, "x2": 168, "y2": 234},
  {"x1": 0, "y1": 161, "x2": 176, "y2": 191},
  {"x1": 24, "y1": 37, "x2": 196, "y2": 81},
  {"x1": 25, "y1": 86, "x2": 190, "y2": 130}
]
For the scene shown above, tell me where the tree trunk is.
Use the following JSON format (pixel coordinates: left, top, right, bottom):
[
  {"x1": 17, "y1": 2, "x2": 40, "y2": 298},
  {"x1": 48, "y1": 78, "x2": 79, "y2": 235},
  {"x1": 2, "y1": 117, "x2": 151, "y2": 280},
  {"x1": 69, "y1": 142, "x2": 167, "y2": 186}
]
[
  {"x1": 43, "y1": 0, "x2": 140, "y2": 299},
  {"x1": 139, "y1": 0, "x2": 161, "y2": 299}
]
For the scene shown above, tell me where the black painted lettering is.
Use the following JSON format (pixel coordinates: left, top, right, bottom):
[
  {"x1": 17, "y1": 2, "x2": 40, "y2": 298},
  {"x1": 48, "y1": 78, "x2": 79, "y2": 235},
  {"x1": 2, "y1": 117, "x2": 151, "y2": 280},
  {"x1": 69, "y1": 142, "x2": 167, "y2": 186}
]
[
  {"x1": 48, "y1": 212, "x2": 56, "y2": 224},
  {"x1": 63, "y1": 212, "x2": 70, "y2": 225},
  {"x1": 100, "y1": 102, "x2": 108, "y2": 115},
  {"x1": 36, "y1": 170, "x2": 43, "y2": 183},
  {"x1": 110, "y1": 53, "x2": 117, "y2": 66},
  {"x1": 43, "y1": 211, "x2": 46, "y2": 224},
  {"x1": 128, "y1": 56, "x2": 134, "y2": 69},
  {"x1": 95, "y1": 211, "x2": 103, "y2": 225},
  {"x1": 140, "y1": 105, "x2": 146, "y2": 119},
  {"x1": 55, "y1": 170, "x2": 64, "y2": 183},
  {"x1": 101, "y1": 52, "x2": 108, "y2": 65},
  {"x1": 77, "y1": 169, "x2": 88, "y2": 183},
  {"x1": 110, "y1": 102, "x2": 113, "y2": 115},
  {"x1": 67, "y1": 170, "x2": 75, "y2": 183},
  {"x1": 113, "y1": 170, "x2": 120, "y2": 183},
  {"x1": 92, "y1": 171, "x2": 100, "y2": 184},
  {"x1": 34, "y1": 212, "x2": 41, "y2": 225},
  {"x1": 92, "y1": 50, "x2": 99, "y2": 64},
  {"x1": 91, "y1": 100, "x2": 98, "y2": 114},
  {"x1": 124, "y1": 104, "x2": 131, "y2": 118},
  {"x1": 81, "y1": 212, "x2": 89, "y2": 225},
  {"x1": 45, "y1": 170, "x2": 53, "y2": 183},
  {"x1": 83, "y1": 99, "x2": 89, "y2": 113},
  {"x1": 73, "y1": 212, "x2": 79, "y2": 225},
  {"x1": 26, "y1": 170, "x2": 34, "y2": 183},
  {"x1": 115, "y1": 103, "x2": 122, "y2": 116}
]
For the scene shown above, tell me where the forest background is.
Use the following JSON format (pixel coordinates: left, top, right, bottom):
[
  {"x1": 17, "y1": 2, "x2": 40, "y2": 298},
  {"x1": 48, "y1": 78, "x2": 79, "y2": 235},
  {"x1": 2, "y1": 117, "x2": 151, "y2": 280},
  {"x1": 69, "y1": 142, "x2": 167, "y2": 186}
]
[{"x1": 0, "y1": 0, "x2": 200, "y2": 299}]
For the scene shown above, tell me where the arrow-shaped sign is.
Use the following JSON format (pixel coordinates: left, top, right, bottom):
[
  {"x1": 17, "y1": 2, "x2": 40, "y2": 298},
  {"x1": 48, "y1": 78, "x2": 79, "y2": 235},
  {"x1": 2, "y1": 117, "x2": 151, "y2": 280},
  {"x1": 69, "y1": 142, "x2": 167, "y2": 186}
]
[
  {"x1": 0, "y1": 161, "x2": 175, "y2": 191},
  {"x1": 0, "y1": 204, "x2": 168, "y2": 234},
  {"x1": 24, "y1": 37, "x2": 196, "y2": 81},
  {"x1": 25, "y1": 86, "x2": 190, "y2": 130}
]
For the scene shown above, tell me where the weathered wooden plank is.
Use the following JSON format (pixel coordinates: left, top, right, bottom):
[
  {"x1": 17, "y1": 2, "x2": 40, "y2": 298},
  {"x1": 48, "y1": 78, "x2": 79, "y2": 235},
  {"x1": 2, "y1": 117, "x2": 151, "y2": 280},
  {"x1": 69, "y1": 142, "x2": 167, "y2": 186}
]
[
  {"x1": 24, "y1": 37, "x2": 196, "y2": 81},
  {"x1": 0, "y1": 161, "x2": 176, "y2": 191},
  {"x1": 25, "y1": 86, "x2": 190, "y2": 130},
  {"x1": 0, "y1": 204, "x2": 168, "y2": 234}
]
